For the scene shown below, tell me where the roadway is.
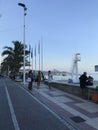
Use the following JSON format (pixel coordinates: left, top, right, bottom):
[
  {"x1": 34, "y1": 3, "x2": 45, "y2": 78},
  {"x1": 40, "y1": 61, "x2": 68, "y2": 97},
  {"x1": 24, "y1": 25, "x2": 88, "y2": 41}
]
[{"x1": 0, "y1": 78, "x2": 70, "y2": 130}]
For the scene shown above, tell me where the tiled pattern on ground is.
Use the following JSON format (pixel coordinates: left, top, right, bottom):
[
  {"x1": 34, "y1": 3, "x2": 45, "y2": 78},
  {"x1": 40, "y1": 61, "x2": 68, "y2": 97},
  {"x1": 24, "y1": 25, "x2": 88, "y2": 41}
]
[{"x1": 29, "y1": 83, "x2": 98, "y2": 130}]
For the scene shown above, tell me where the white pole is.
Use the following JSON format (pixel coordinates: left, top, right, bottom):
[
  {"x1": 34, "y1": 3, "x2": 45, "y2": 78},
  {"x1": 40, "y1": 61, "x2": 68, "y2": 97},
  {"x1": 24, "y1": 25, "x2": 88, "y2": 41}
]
[
  {"x1": 35, "y1": 45, "x2": 36, "y2": 72},
  {"x1": 23, "y1": 7, "x2": 27, "y2": 84},
  {"x1": 29, "y1": 45, "x2": 31, "y2": 70},
  {"x1": 38, "y1": 41, "x2": 40, "y2": 71},
  {"x1": 41, "y1": 37, "x2": 43, "y2": 72},
  {"x1": 31, "y1": 48, "x2": 33, "y2": 71},
  {"x1": 32, "y1": 56, "x2": 33, "y2": 71},
  {"x1": 18, "y1": 3, "x2": 27, "y2": 84}
]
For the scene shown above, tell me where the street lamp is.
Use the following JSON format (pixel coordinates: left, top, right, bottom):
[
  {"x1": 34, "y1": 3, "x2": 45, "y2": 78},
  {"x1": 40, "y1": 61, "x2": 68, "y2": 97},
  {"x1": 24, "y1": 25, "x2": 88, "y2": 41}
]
[{"x1": 18, "y1": 3, "x2": 27, "y2": 84}]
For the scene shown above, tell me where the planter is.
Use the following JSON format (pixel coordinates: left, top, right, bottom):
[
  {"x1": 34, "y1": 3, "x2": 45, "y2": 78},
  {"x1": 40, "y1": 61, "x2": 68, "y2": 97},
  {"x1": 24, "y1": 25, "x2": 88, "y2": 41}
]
[{"x1": 92, "y1": 93, "x2": 98, "y2": 102}]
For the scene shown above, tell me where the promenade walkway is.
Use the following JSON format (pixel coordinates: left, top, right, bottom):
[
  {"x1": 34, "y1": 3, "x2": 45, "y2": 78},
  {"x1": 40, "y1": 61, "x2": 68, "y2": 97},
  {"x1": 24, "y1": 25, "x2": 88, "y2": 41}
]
[{"x1": 23, "y1": 82, "x2": 98, "y2": 130}]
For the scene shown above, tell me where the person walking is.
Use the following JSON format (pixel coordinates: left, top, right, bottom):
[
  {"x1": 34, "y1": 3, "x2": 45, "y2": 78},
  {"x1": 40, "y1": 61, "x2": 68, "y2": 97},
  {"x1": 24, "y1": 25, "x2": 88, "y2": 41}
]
[
  {"x1": 48, "y1": 70, "x2": 53, "y2": 89},
  {"x1": 79, "y1": 72, "x2": 88, "y2": 98},
  {"x1": 27, "y1": 70, "x2": 33, "y2": 90}
]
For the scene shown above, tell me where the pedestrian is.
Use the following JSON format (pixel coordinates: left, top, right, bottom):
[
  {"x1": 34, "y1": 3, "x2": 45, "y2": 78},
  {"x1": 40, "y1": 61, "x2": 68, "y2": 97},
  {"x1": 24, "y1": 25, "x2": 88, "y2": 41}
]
[
  {"x1": 86, "y1": 76, "x2": 93, "y2": 86},
  {"x1": 27, "y1": 70, "x2": 33, "y2": 90},
  {"x1": 79, "y1": 72, "x2": 88, "y2": 98},
  {"x1": 48, "y1": 70, "x2": 53, "y2": 89},
  {"x1": 36, "y1": 70, "x2": 41, "y2": 89}
]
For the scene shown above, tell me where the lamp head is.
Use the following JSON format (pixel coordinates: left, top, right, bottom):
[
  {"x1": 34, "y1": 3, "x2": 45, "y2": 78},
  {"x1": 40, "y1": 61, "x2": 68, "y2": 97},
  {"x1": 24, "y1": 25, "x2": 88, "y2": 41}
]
[{"x1": 18, "y1": 3, "x2": 25, "y2": 8}]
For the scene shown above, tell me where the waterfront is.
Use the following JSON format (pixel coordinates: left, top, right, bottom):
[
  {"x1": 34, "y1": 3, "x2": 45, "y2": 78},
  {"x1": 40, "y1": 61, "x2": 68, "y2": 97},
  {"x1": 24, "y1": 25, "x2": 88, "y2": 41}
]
[{"x1": 45, "y1": 72, "x2": 98, "y2": 82}]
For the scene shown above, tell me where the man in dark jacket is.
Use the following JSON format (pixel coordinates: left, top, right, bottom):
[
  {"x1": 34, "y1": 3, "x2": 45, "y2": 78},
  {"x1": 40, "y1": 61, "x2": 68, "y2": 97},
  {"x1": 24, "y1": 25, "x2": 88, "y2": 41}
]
[
  {"x1": 28, "y1": 70, "x2": 33, "y2": 90},
  {"x1": 79, "y1": 72, "x2": 88, "y2": 98}
]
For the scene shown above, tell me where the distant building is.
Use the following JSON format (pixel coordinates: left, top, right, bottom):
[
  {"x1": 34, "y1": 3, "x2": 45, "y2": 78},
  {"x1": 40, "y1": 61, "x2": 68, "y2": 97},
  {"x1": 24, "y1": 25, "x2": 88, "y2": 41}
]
[{"x1": 95, "y1": 65, "x2": 98, "y2": 72}]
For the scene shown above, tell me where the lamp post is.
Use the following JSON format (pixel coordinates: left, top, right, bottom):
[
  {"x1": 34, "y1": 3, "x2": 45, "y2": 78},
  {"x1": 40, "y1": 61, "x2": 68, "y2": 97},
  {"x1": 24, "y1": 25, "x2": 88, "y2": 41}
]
[{"x1": 18, "y1": 3, "x2": 27, "y2": 84}]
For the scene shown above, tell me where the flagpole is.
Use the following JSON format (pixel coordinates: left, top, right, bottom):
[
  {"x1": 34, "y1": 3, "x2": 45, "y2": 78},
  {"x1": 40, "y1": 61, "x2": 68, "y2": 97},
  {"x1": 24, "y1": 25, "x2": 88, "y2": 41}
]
[
  {"x1": 38, "y1": 40, "x2": 40, "y2": 71},
  {"x1": 32, "y1": 56, "x2": 33, "y2": 71},
  {"x1": 29, "y1": 44, "x2": 31, "y2": 70},
  {"x1": 31, "y1": 48, "x2": 33, "y2": 71},
  {"x1": 29, "y1": 51, "x2": 30, "y2": 70},
  {"x1": 41, "y1": 37, "x2": 43, "y2": 72},
  {"x1": 35, "y1": 45, "x2": 36, "y2": 72}
]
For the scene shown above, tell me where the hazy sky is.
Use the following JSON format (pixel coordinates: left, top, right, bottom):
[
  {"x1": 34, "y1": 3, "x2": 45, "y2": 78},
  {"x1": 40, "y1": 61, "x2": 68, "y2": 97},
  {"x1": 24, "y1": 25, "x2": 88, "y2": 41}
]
[{"x1": 0, "y1": 0, "x2": 98, "y2": 73}]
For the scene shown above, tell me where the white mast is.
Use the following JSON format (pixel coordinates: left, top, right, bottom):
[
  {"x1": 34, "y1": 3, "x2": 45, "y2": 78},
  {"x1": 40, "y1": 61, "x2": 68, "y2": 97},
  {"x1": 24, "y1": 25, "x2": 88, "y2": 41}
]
[{"x1": 71, "y1": 53, "x2": 80, "y2": 83}]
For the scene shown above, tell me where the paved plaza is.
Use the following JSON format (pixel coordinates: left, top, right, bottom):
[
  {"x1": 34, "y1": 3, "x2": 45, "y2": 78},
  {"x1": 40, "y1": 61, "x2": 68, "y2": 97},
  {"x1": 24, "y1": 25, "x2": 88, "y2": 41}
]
[{"x1": 23, "y1": 82, "x2": 98, "y2": 130}]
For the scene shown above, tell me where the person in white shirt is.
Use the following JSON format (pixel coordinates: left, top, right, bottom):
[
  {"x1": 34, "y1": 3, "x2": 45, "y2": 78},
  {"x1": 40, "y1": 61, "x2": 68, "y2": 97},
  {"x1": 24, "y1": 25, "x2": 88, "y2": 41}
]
[{"x1": 48, "y1": 70, "x2": 53, "y2": 89}]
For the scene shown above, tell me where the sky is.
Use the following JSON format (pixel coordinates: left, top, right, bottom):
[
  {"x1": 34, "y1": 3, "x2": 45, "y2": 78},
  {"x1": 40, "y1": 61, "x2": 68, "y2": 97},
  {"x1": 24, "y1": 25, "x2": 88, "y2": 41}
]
[{"x1": 0, "y1": 0, "x2": 98, "y2": 73}]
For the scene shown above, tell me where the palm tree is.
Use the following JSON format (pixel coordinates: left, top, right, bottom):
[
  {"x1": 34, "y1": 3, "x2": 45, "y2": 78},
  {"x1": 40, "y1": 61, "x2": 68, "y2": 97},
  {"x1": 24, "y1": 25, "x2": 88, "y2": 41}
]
[{"x1": 1, "y1": 41, "x2": 29, "y2": 74}]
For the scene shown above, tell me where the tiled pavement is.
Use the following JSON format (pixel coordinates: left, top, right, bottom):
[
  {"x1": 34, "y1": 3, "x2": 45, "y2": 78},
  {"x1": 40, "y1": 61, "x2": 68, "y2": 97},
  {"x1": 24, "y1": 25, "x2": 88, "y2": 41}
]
[{"x1": 24, "y1": 82, "x2": 98, "y2": 130}]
